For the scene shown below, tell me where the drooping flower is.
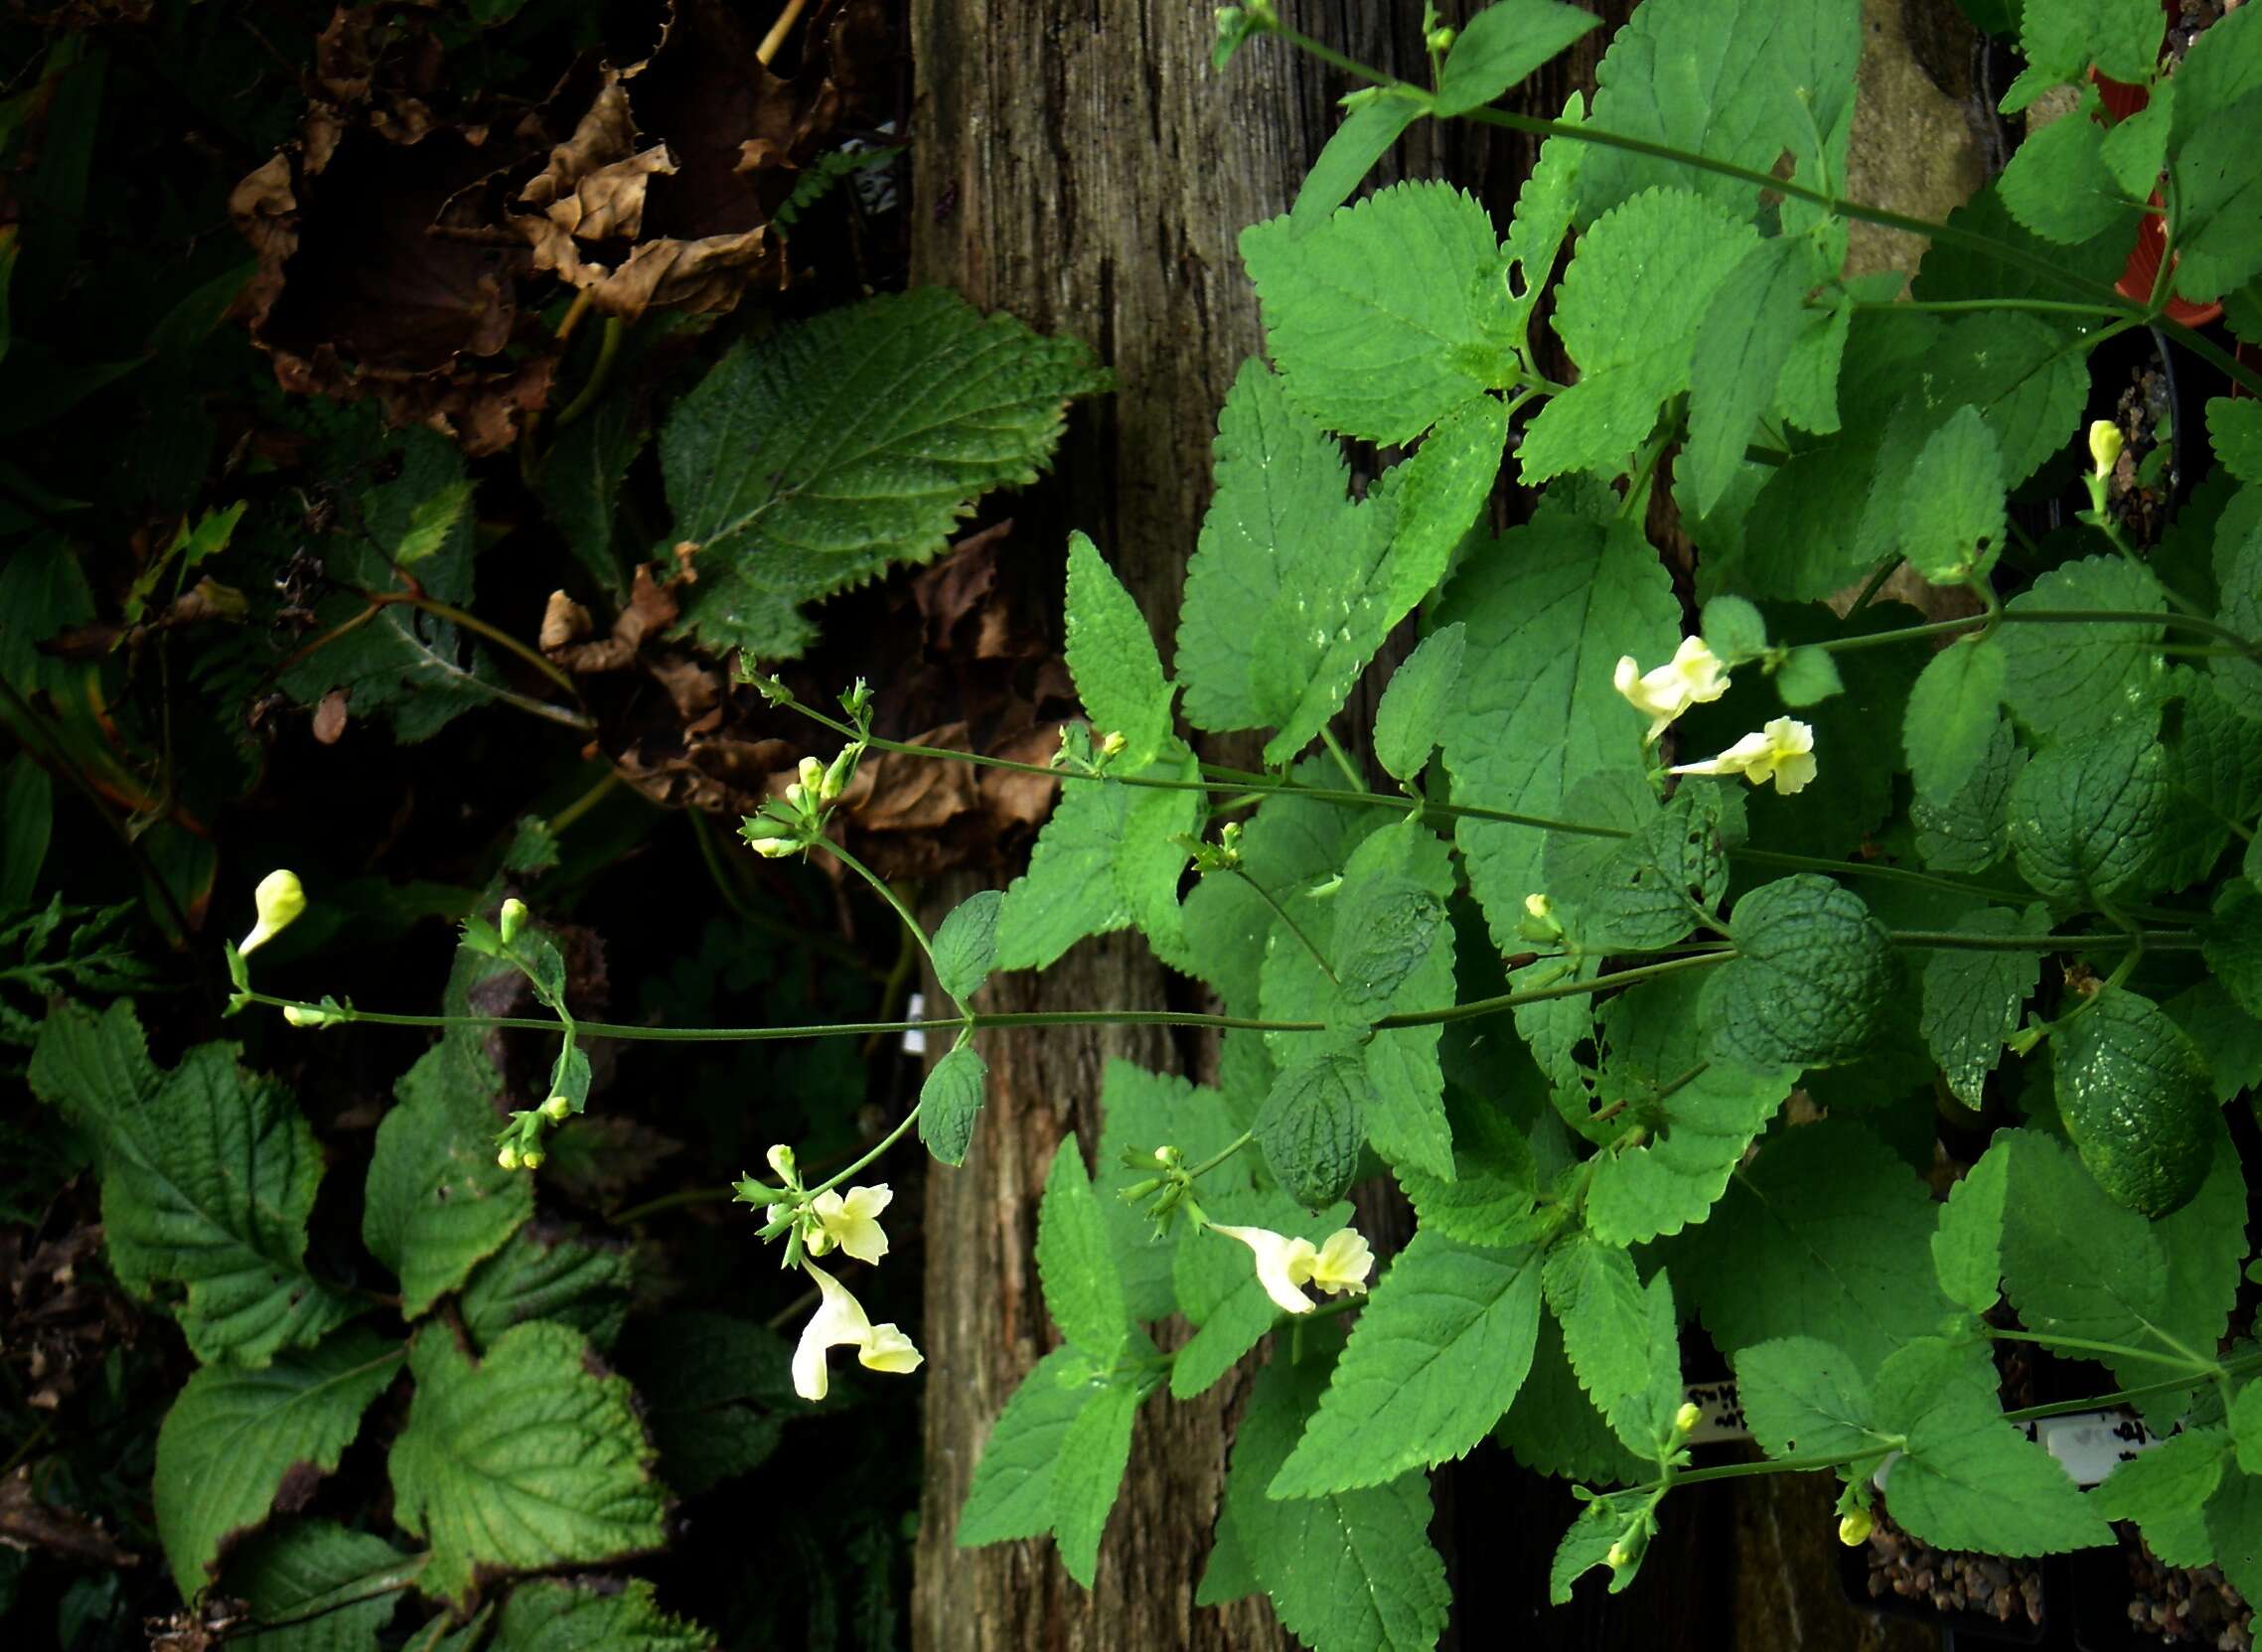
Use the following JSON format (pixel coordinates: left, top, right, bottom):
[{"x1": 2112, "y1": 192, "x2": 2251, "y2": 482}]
[
  {"x1": 1668, "y1": 716, "x2": 1816, "y2": 796},
  {"x1": 792, "y1": 1263, "x2": 923, "y2": 1402},
  {"x1": 1612, "y1": 637, "x2": 1730, "y2": 743},
  {"x1": 2088, "y1": 418, "x2": 2124, "y2": 481},
  {"x1": 239, "y1": 870, "x2": 307, "y2": 956},
  {"x1": 808, "y1": 1184, "x2": 892, "y2": 1264},
  {"x1": 1209, "y1": 1223, "x2": 1375, "y2": 1315}
]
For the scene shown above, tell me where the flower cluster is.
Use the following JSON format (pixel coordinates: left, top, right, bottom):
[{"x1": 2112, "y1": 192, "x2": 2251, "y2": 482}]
[
  {"x1": 1612, "y1": 639, "x2": 1818, "y2": 797},
  {"x1": 749, "y1": 1143, "x2": 924, "y2": 1401},
  {"x1": 1210, "y1": 1222, "x2": 1374, "y2": 1314}
]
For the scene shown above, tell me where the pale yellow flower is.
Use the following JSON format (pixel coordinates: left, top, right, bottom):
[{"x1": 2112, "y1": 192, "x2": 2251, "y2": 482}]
[
  {"x1": 1210, "y1": 1223, "x2": 1375, "y2": 1315},
  {"x1": 2088, "y1": 419, "x2": 2123, "y2": 481},
  {"x1": 792, "y1": 1264, "x2": 923, "y2": 1402},
  {"x1": 239, "y1": 869, "x2": 307, "y2": 956},
  {"x1": 1668, "y1": 717, "x2": 1816, "y2": 796},
  {"x1": 809, "y1": 1184, "x2": 892, "y2": 1264},
  {"x1": 1613, "y1": 637, "x2": 1730, "y2": 743}
]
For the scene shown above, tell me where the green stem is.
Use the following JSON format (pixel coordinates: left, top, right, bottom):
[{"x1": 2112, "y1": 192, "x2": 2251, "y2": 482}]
[
  {"x1": 2004, "y1": 1350, "x2": 2262, "y2": 1425},
  {"x1": 1319, "y1": 725, "x2": 1369, "y2": 793},
  {"x1": 609, "y1": 1186, "x2": 734, "y2": 1226},
  {"x1": 1230, "y1": 866, "x2": 1338, "y2": 984},
  {"x1": 1984, "y1": 1326, "x2": 2215, "y2": 1374},
  {"x1": 825, "y1": 838, "x2": 958, "y2": 1014},
  {"x1": 552, "y1": 316, "x2": 625, "y2": 434},
  {"x1": 1188, "y1": 1130, "x2": 1256, "y2": 1181}
]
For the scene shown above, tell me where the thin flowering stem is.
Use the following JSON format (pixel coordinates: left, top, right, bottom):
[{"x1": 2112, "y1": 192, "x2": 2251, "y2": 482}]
[{"x1": 1229, "y1": 867, "x2": 1338, "y2": 984}]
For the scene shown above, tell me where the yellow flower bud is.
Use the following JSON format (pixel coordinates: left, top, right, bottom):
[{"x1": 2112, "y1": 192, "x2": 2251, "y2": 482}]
[
  {"x1": 1838, "y1": 1508, "x2": 1874, "y2": 1547},
  {"x1": 283, "y1": 1004, "x2": 324, "y2": 1028},
  {"x1": 498, "y1": 1144, "x2": 521, "y2": 1171},
  {"x1": 1098, "y1": 730, "x2": 1128, "y2": 758},
  {"x1": 498, "y1": 898, "x2": 528, "y2": 944},
  {"x1": 521, "y1": 1149, "x2": 544, "y2": 1170},
  {"x1": 784, "y1": 781, "x2": 805, "y2": 809},
  {"x1": 239, "y1": 869, "x2": 307, "y2": 956},
  {"x1": 1605, "y1": 1542, "x2": 1630, "y2": 1570},
  {"x1": 2088, "y1": 419, "x2": 2124, "y2": 481},
  {"x1": 1525, "y1": 893, "x2": 1553, "y2": 921},
  {"x1": 539, "y1": 1094, "x2": 572, "y2": 1123},
  {"x1": 798, "y1": 756, "x2": 826, "y2": 797},
  {"x1": 1674, "y1": 1401, "x2": 1701, "y2": 1435}
]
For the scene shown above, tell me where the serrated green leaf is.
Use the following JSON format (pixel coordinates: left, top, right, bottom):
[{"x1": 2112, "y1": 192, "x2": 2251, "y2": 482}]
[
  {"x1": 1400, "y1": 1087, "x2": 1543, "y2": 1249},
  {"x1": 1504, "y1": 94, "x2": 1587, "y2": 335},
  {"x1": 1685, "y1": 236, "x2": 1825, "y2": 516},
  {"x1": 917, "y1": 1042, "x2": 988, "y2": 1168},
  {"x1": 28, "y1": 999, "x2": 358, "y2": 1365},
  {"x1": 2000, "y1": 555, "x2": 2167, "y2": 742},
  {"x1": 1772, "y1": 646, "x2": 1843, "y2": 707},
  {"x1": 1914, "y1": 716, "x2": 2026, "y2": 872},
  {"x1": 2008, "y1": 720, "x2": 2170, "y2": 908},
  {"x1": 1095, "y1": 1059, "x2": 1255, "y2": 1323},
  {"x1": 365, "y1": 1044, "x2": 532, "y2": 1320},
  {"x1": 537, "y1": 395, "x2": 644, "y2": 603},
  {"x1": 2209, "y1": 396, "x2": 2262, "y2": 485},
  {"x1": 2207, "y1": 880, "x2": 2262, "y2": 1019},
  {"x1": 1053, "y1": 1378, "x2": 1146, "y2": 1587},
  {"x1": 492, "y1": 1577, "x2": 711, "y2": 1652},
  {"x1": 1676, "y1": 1121, "x2": 1954, "y2": 1377},
  {"x1": 457, "y1": 1223, "x2": 630, "y2": 1354},
  {"x1": 154, "y1": 1327, "x2": 402, "y2": 1598},
  {"x1": 1036, "y1": 1133, "x2": 1131, "y2": 1361},
  {"x1": 1226, "y1": 1335, "x2": 1450, "y2": 1652},
  {"x1": 1901, "y1": 405, "x2": 2007, "y2": 583},
  {"x1": 1434, "y1": 1, "x2": 1599, "y2": 116},
  {"x1": 1920, "y1": 906, "x2": 2048, "y2": 1106},
  {"x1": 1521, "y1": 188, "x2": 1757, "y2": 484},
  {"x1": 1373, "y1": 623, "x2": 1466, "y2": 782},
  {"x1": 1701, "y1": 595, "x2": 1767, "y2": 663},
  {"x1": 2008, "y1": 0, "x2": 2162, "y2": 103},
  {"x1": 1997, "y1": 1126, "x2": 2171, "y2": 1359},
  {"x1": 1242, "y1": 183, "x2": 1513, "y2": 444},
  {"x1": 2095, "y1": 1427, "x2": 2230, "y2": 1538},
  {"x1": 2102, "y1": 82, "x2": 2175, "y2": 194},
  {"x1": 612, "y1": 1311, "x2": 795, "y2": 1496},
  {"x1": 1288, "y1": 94, "x2": 1427, "y2": 231},
  {"x1": 1330, "y1": 873, "x2": 1446, "y2": 1034},
  {"x1": 664, "y1": 287, "x2": 1106, "y2": 658},
  {"x1": 2170, "y1": 87, "x2": 2262, "y2": 302},
  {"x1": 2209, "y1": 1466, "x2": 2262, "y2": 1602},
  {"x1": 1580, "y1": 0, "x2": 1859, "y2": 224},
  {"x1": 1541, "y1": 1237, "x2": 1649, "y2": 1416},
  {"x1": 2054, "y1": 987, "x2": 2216, "y2": 1218},
  {"x1": 1496, "y1": 1312, "x2": 1647, "y2": 1484},
  {"x1": 1904, "y1": 636, "x2": 2007, "y2": 805},
  {"x1": 1872, "y1": 1336, "x2": 2112, "y2": 1554},
  {"x1": 1255, "y1": 1053, "x2": 1370, "y2": 1209},
  {"x1": 1269, "y1": 1231, "x2": 1543, "y2": 1497},
  {"x1": 957, "y1": 1347, "x2": 1094, "y2": 1548},
  {"x1": 388, "y1": 1322, "x2": 668, "y2": 1602},
  {"x1": 1440, "y1": 510, "x2": 1679, "y2": 950},
  {"x1": 992, "y1": 780, "x2": 1131, "y2": 972},
  {"x1": 1932, "y1": 1146, "x2": 2011, "y2": 1316},
  {"x1": 224, "y1": 1520, "x2": 420, "y2": 1652},
  {"x1": 1734, "y1": 1337, "x2": 1876, "y2": 1460},
  {"x1": 932, "y1": 889, "x2": 1003, "y2": 1004},
  {"x1": 1064, "y1": 531, "x2": 1172, "y2": 769},
  {"x1": 1544, "y1": 781, "x2": 1727, "y2": 954},
  {"x1": 1602, "y1": 1272, "x2": 1686, "y2": 1457},
  {"x1": 2213, "y1": 487, "x2": 2262, "y2": 721},
  {"x1": 1998, "y1": 91, "x2": 2139, "y2": 244},
  {"x1": 1704, "y1": 875, "x2": 1891, "y2": 1069}
]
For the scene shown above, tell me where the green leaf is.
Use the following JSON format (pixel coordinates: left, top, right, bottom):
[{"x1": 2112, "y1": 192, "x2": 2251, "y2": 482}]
[
  {"x1": 2008, "y1": 0, "x2": 2162, "y2": 103},
  {"x1": 1399, "y1": 1087, "x2": 1543, "y2": 1249},
  {"x1": 1996, "y1": 1126, "x2": 2170, "y2": 1356},
  {"x1": 1583, "y1": 971, "x2": 1796, "y2": 1246},
  {"x1": 1439, "y1": 509, "x2": 1679, "y2": 950},
  {"x1": 1920, "y1": 906, "x2": 2048, "y2": 1105},
  {"x1": 1734, "y1": 1337, "x2": 1876, "y2": 1460},
  {"x1": 1255, "y1": 1053, "x2": 1371, "y2": 1209},
  {"x1": 612, "y1": 1311, "x2": 794, "y2": 1495},
  {"x1": 224, "y1": 1521, "x2": 419, "y2": 1652},
  {"x1": 1053, "y1": 1378, "x2": 1147, "y2": 1587},
  {"x1": 2102, "y1": 82, "x2": 2175, "y2": 194},
  {"x1": 1900, "y1": 405, "x2": 2007, "y2": 583},
  {"x1": 1331, "y1": 874, "x2": 1447, "y2": 1034},
  {"x1": 457, "y1": 1223, "x2": 631, "y2": 1354},
  {"x1": 664, "y1": 288, "x2": 1106, "y2": 658},
  {"x1": 917, "y1": 1042, "x2": 988, "y2": 1168},
  {"x1": 388, "y1": 1322, "x2": 668, "y2": 1602},
  {"x1": 1541, "y1": 1237, "x2": 1650, "y2": 1416},
  {"x1": 1496, "y1": 1313, "x2": 1647, "y2": 1484},
  {"x1": 2208, "y1": 1466, "x2": 2262, "y2": 1603},
  {"x1": 1373, "y1": 622, "x2": 1466, "y2": 782},
  {"x1": 1095, "y1": 1059, "x2": 1255, "y2": 1321},
  {"x1": 1603, "y1": 1272, "x2": 1687, "y2": 1456},
  {"x1": 2054, "y1": 987, "x2": 2216, "y2": 1218},
  {"x1": 1685, "y1": 236, "x2": 1827, "y2": 516},
  {"x1": 957, "y1": 1348, "x2": 1093, "y2": 1548},
  {"x1": 1226, "y1": 1335, "x2": 1450, "y2": 1652},
  {"x1": 1434, "y1": 1, "x2": 1601, "y2": 116},
  {"x1": 2213, "y1": 486, "x2": 2262, "y2": 721},
  {"x1": 2000, "y1": 555, "x2": 2166, "y2": 743},
  {"x1": 28, "y1": 999, "x2": 358, "y2": 1365},
  {"x1": 2007, "y1": 720, "x2": 2170, "y2": 908},
  {"x1": 1998, "y1": 91, "x2": 2139, "y2": 244},
  {"x1": 537, "y1": 395, "x2": 644, "y2": 602},
  {"x1": 2209, "y1": 397, "x2": 2262, "y2": 485},
  {"x1": 1701, "y1": 595, "x2": 1768, "y2": 663},
  {"x1": 1772, "y1": 646, "x2": 1843, "y2": 707},
  {"x1": 0, "y1": 750, "x2": 51, "y2": 907},
  {"x1": 1676, "y1": 1121, "x2": 1955, "y2": 1377},
  {"x1": 1269, "y1": 1232, "x2": 1542, "y2": 1498},
  {"x1": 1241, "y1": 182, "x2": 1514, "y2": 444},
  {"x1": 1703, "y1": 875, "x2": 1891, "y2": 1069},
  {"x1": 1580, "y1": 0, "x2": 1860, "y2": 224},
  {"x1": 154, "y1": 1327, "x2": 402, "y2": 1598},
  {"x1": 365, "y1": 1045, "x2": 532, "y2": 1320},
  {"x1": 2169, "y1": 87, "x2": 2262, "y2": 302},
  {"x1": 1503, "y1": 93, "x2": 1587, "y2": 339},
  {"x1": 1064, "y1": 531, "x2": 1172, "y2": 768},
  {"x1": 1521, "y1": 188, "x2": 1757, "y2": 483},
  {"x1": 1290, "y1": 94, "x2": 1427, "y2": 230},
  {"x1": 492, "y1": 1577, "x2": 711, "y2": 1652},
  {"x1": 1903, "y1": 636, "x2": 2007, "y2": 805},
  {"x1": 993, "y1": 767, "x2": 1191, "y2": 973},
  {"x1": 2207, "y1": 880, "x2": 2262, "y2": 1017},
  {"x1": 1932, "y1": 1146, "x2": 2011, "y2": 1315},
  {"x1": 1543, "y1": 780, "x2": 1727, "y2": 953},
  {"x1": 1253, "y1": 393, "x2": 1507, "y2": 766},
  {"x1": 2100, "y1": 1429, "x2": 2229, "y2": 1568},
  {"x1": 1036, "y1": 1133, "x2": 1131, "y2": 1362},
  {"x1": 1872, "y1": 1336, "x2": 2112, "y2": 1554},
  {"x1": 1914, "y1": 716, "x2": 2027, "y2": 872},
  {"x1": 932, "y1": 889, "x2": 1003, "y2": 1005}
]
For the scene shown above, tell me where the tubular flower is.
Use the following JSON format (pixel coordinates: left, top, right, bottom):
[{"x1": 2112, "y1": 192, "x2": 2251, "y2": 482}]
[
  {"x1": 792, "y1": 1263, "x2": 923, "y2": 1402},
  {"x1": 2088, "y1": 418, "x2": 2124, "y2": 481},
  {"x1": 808, "y1": 1184, "x2": 892, "y2": 1263},
  {"x1": 1210, "y1": 1223, "x2": 1375, "y2": 1315},
  {"x1": 1612, "y1": 637, "x2": 1730, "y2": 743},
  {"x1": 1668, "y1": 716, "x2": 1817, "y2": 796},
  {"x1": 239, "y1": 870, "x2": 307, "y2": 956}
]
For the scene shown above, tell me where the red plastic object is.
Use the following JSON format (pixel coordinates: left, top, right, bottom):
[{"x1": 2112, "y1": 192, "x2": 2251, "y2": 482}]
[{"x1": 2082, "y1": 0, "x2": 2224, "y2": 327}]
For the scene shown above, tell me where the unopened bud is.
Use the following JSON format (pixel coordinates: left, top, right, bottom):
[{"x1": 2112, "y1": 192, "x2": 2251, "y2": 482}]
[
  {"x1": 784, "y1": 782, "x2": 805, "y2": 809},
  {"x1": 751, "y1": 835, "x2": 800, "y2": 859},
  {"x1": 1674, "y1": 1401, "x2": 1701, "y2": 1435},
  {"x1": 1427, "y1": 25, "x2": 1455, "y2": 51},
  {"x1": 1099, "y1": 730, "x2": 1128, "y2": 758},
  {"x1": 1838, "y1": 1509, "x2": 1874, "y2": 1547},
  {"x1": 498, "y1": 898, "x2": 528, "y2": 944},
  {"x1": 498, "y1": 1144, "x2": 522, "y2": 1171},
  {"x1": 767, "y1": 1143, "x2": 798, "y2": 1181},
  {"x1": 799, "y1": 756, "x2": 826, "y2": 797},
  {"x1": 521, "y1": 1149, "x2": 544, "y2": 1170},
  {"x1": 240, "y1": 869, "x2": 308, "y2": 956},
  {"x1": 821, "y1": 749, "x2": 854, "y2": 802},
  {"x1": 2088, "y1": 419, "x2": 2123, "y2": 481},
  {"x1": 540, "y1": 1094, "x2": 572, "y2": 1123},
  {"x1": 1605, "y1": 1542, "x2": 1630, "y2": 1570},
  {"x1": 1525, "y1": 893, "x2": 1553, "y2": 921},
  {"x1": 283, "y1": 1004, "x2": 325, "y2": 1028}
]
